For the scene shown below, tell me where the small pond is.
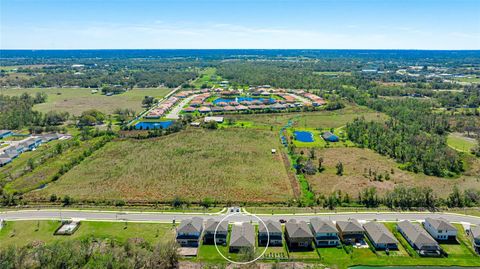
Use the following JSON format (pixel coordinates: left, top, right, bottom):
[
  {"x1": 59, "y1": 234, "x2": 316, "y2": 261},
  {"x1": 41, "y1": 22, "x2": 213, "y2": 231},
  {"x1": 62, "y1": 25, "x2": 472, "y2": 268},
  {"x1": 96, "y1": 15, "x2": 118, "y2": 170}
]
[
  {"x1": 294, "y1": 131, "x2": 314, "y2": 142},
  {"x1": 135, "y1": 121, "x2": 173, "y2": 130}
]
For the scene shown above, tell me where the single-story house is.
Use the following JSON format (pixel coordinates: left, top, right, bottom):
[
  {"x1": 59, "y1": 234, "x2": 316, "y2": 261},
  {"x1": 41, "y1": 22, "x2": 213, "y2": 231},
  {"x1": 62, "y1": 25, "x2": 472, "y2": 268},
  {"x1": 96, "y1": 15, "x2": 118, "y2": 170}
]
[
  {"x1": 0, "y1": 130, "x2": 13, "y2": 139},
  {"x1": 468, "y1": 226, "x2": 480, "y2": 253},
  {"x1": 285, "y1": 220, "x2": 314, "y2": 250},
  {"x1": 39, "y1": 133, "x2": 60, "y2": 143},
  {"x1": 0, "y1": 157, "x2": 12, "y2": 167},
  {"x1": 211, "y1": 107, "x2": 224, "y2": 113},
  {"x1": 397, "y1": 220, "x2": 441, "y2": 257},
  {"x1": 423, "y1": 218, "x2": 457, "y2": 241},
  {"x1": 183, "y1": 107, "x2": 196, "y2": 113},
  {"x1": 336, "y1": 219, "x2": 365, "y2": 245},
  {"x1": 309, "y1": 218, "x2": 340, "y2": 247},
  {"x1": 363, "y1": 221, "x2": 398, "y2": 250},
  {"x1": 229, "y1": 222, "x2": 255, "y2": 252},
  {"x1": 258, "y1": 220, "x2": 283, "y2": 246},
  {"x1": 1, "y1": 147, "x2": 19, "y2": 159},
  {"x1": 203, "y1": 218, "x2": 228, "y2": 245},
  {"x1": 176, "y1": 217, "x2": 204, "y2": 247},
  {"x1": 198, "y1": 107, "x2": 211, "y2": 114},
  {"x1": 322, "y1": 131, "x2": 340, "y2": 142},
  {"x1": 204, "y1": 116, "x2": 224, "y2": 123}
]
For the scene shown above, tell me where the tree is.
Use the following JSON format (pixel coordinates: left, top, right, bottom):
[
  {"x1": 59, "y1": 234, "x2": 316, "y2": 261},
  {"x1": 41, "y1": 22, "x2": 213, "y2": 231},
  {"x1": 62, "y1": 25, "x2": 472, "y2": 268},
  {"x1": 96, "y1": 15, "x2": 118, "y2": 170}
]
[
  {"x1": 142, "y1": 96, "x2": 155, "y2": 107},
  {"x1": 336, "y1": 161, "x2": 344, "y2": 176},
  {"x1": 318, "y1": 157, "x2": 324, "y2": 172}
]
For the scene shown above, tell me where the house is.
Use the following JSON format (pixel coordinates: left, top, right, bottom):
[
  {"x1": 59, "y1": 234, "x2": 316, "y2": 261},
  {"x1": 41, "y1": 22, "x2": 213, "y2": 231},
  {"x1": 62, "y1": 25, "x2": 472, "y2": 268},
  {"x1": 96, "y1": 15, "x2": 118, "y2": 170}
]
[
  {"x1": 0, "y1": 157, "x2": 12, "y2": 167},
  {"x1": 203, "y1": 218, "x2": 228, "y2": 245},
  {"x1": 0, "y1": 130, "x2": 13, "y2": 139},
  {"x1": 204, "y1": 116, "x2": 224, "y2": 123},
  {"x1": 468, "y1": 226, "x2": 480, "y2": 253},
  {"x1": 423, "y1": 218, "x2": 457, "y2": 241},
  {"x1": 258, "y1": 220, "x2": 283, "y2": 246},
  {"x1": 336, "y1": 219, "x2": 364, "y2": 245},
  {"x1": 322, "y1": 131, "x2": 340, "y2": 142},
  {"x1": 176, "y1": 217, "x2": 204, "y2": 247},
  {"x1": 198, "y1": 107, "x2": 211, "y2": 113},
  {"x1": 39, "y1": 133, "x2": 60, "y2": 143},
  {"x1": 309, "y1": 218, "x2": 340, "y2": 247},
  {"x1": 397, "y1": 220, "x2": 441, "y2": 256},
  {"x1": 20, "y1": 138, "x2": 41, "y2": 151},
  {"x1": 285, "y1": 220, "x2": 314, "y2": 250},
  {"x1": 363, "y1": 221, "x2": 398, "y2": 250},
  {"x1": 229, "y1": 222, "x2": 255, "y2": 252}
]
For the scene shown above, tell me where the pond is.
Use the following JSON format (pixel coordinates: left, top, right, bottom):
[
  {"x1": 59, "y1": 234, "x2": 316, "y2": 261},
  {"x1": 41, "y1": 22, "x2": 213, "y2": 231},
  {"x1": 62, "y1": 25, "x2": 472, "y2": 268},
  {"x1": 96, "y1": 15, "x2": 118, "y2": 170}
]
[
  {"x1": 213, "y1": 96, "x2": 275, "y2": 104},
  {"x1": 294, "y1": 131, "x2": 314, "y2": 142},
  {"x1": 135, "y1": 121, "x2": 173, "y2": 130}
]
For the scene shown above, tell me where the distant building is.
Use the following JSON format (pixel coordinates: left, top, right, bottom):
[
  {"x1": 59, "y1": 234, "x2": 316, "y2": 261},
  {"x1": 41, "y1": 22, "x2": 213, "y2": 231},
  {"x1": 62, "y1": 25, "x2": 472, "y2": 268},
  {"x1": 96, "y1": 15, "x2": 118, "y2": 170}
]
[
  {"x1": 229, "y1": 222, "x2": 255, "y2": 252},
  {"x1": 0, "y1": 130, "x2": 13, "y2": 139},
  {"x1": 258, "y1": 220, "x2": 283, "y2": 246},
  {"x1": 176, "y1": 217, "x2": 204, "y2": 247},
  {"x1": 322, "y1": 131, "x2": 339, "y2": 142},
  {"x1": 397, "y1": 220, "x2": 441, "y2": 257},
  {"x1": 204, "y1": 116, "x2": 224, "y2": 123},
  {"x1": 0, "y1": 157, "x2": 12, "y2": 167},
  {"x1": 468, "y1": 226, "x2": 480, "y2": 253},
  {"x1": 336, "y1": 219, "x2": 364, "y2": 245},
  {"x1": 285, "y1": 220, "x2": 314, "y2": 250},
  {"x1": 309, "y1": 218, "x2": 340, "y2": 247},
  {"x1": 203, "y1": 219, "x2": 228, "y2": 245},
  {"x1": 363, "y1": 221, "x2": 398, "y2": 250},
  {"x1": 423, "y1": 218, "x2": 457, "y2": 241}
]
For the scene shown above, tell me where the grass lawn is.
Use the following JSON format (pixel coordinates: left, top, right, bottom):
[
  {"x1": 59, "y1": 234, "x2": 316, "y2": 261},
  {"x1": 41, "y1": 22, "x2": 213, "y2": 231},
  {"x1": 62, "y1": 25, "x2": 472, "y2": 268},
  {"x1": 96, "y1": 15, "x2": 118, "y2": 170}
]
[
  {"x1": 0, "y1": 220, "x2": 175, "y2": 249},
  {"x1": 191, "y1": 68, "x2": 221, "y2": 89},
  {"x1": 447, "y1": 133, "x2": 478, "y2": 153},
  {"x1": 304, "y1": 147, "x2": 480, "y2": 198},
  {"x1": 0, "y1": 87, "x2": 171, "y2": 115},
  {"x1": 288, "y1": 127, "x2": 355, "y2": 148},
  {"x1": 26, "y1": 128, "x2": 293, "y2": 203}
]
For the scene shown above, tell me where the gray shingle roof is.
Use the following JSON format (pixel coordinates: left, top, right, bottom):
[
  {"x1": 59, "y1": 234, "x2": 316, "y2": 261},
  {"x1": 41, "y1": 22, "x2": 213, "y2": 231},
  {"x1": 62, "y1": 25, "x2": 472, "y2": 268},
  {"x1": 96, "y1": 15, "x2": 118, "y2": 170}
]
[
  {"x1": 425, "y1": 218, "x2": 457, "y2": 231},
  {"x1": 397, "y1": 221, "x2": 438, "y2": 249},
  {"x1": 363, "y1": 221, "x2": 398, "y2": 245},
  {"x1": 337, "y1": 219, "x2": 364, "y2": 233},
  {"x1": 204, "y1": 218, "x2": 228, "y2": 233},
  {"x1": 471, "y1": 226, "x2": 480, "y2": 239},
  {"x1": 230, "y1": 222, "x2": 255, "y2": 248},
  {"x1": 285, "y1": 220, "x2": 313, "y2": 238},
  {"x1": 259, "y1": 219, "x2": 282, "y2": 234},
  {"x1": 177, "y1": 217, "x2": 203, "y2": 234},
  {"x1": 310, "y1": 218, "x2": 338, "y2": 234}
]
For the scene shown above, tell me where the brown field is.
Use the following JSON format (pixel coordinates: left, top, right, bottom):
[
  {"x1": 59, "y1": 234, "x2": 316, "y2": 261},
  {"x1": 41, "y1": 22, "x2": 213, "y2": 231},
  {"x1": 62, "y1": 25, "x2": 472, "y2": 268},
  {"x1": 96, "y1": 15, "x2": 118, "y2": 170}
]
[
  {"x1": 27, "y1": 128, "x2": 293, "y2": 203},
  {"x1": 306, "y1": 147, "x2": 480, "y2": 198}
]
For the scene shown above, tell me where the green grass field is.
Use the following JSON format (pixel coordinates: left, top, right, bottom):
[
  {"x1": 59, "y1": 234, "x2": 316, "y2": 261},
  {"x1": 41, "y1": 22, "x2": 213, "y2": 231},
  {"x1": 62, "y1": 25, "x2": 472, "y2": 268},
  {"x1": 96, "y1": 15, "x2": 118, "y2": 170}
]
[
  {"x1": 289, "y1": 127, "x2": 355, "y2": 148},
  {"x1": 0, "y1": 220, "x2": 175, "y2": 249},
  {"x1": 0, "y1": 87, "x2": 171, "y2": 115},
  {"x1": 447, "y1": 133, "x2": 478, "y2": 153},
  {"x1": 26, "y1": 128, "x2": 293, "y2": 203}
]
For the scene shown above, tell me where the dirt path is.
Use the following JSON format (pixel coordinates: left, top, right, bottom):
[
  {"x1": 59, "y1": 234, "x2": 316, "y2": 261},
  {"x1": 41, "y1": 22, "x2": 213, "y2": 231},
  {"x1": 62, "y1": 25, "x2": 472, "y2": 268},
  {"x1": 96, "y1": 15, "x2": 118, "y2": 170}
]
[{"x1": 281, "y1": 151, "x2": 300, "y2": 199}]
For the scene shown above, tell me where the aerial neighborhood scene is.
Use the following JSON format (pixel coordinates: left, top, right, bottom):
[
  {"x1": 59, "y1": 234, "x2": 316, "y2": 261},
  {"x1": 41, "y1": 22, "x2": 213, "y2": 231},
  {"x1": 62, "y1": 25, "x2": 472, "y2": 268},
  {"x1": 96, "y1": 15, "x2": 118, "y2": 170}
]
[{"x1": 0, "y1": 0, "x2": 479, "y2": 268}]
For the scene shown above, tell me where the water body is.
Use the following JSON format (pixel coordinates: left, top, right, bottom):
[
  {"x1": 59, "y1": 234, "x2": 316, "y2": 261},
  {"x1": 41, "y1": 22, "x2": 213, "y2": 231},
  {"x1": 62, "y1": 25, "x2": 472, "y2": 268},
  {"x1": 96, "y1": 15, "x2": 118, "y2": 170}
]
[
  {"x1": 294, "y1": 131, "x2": 314, "y2": 142},
  {"x1": 134, "y1": 121, "x2": 173, "y2": 130},
  {"x1": 213, "y1": 96, "x2": 275, "y2": 104}
]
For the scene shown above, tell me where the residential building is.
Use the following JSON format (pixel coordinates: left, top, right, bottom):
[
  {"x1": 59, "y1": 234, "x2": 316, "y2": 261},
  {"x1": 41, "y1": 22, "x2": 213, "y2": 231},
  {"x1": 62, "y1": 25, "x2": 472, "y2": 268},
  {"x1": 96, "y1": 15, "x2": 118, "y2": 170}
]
[
  {"x1": 203, "y1": 218, "x2": 228, "y2": 245},
  {"x1": 397, "y1": 220, "x2": 441, "y2": 256},
  {"x1": 176, "y1": 217, "x2": 204, "y2": 247},
  {"x1": 285, "y1": 220, "x2": 314, "y2": 250},
  {"x1": 258, "y1": 220, "x2": 283, "y2": 246},
  {"x1": 424, "y1": 218, "x2": 457, "y2": 241},
  {"x1": 363, "y1": 221, "x2": 398, "y2": 250},
  {"x1": 229, "y1": 222, "x2": 255, "y2": 252},
  {"x1": 322, "y1": 131, "x2": 340, "y2": 142},
  {"x1": 336, "y1": 219, "x2": 365, "y2": 245},
  {"x1": 468, "y1": 226, "x2": 480, "y2": 253},
  {"x1": 0, "y1": 130, "x2": 13, "y2": 139},
  {"x1": 309, "y1": 218, "x2": 340, "y2": 247},
  {"x1": 0, "y1": 157, "x2": 12, "y2": 167},
  {"x1": 204, "y1": 116, "x2": 224, "y2": 123}
]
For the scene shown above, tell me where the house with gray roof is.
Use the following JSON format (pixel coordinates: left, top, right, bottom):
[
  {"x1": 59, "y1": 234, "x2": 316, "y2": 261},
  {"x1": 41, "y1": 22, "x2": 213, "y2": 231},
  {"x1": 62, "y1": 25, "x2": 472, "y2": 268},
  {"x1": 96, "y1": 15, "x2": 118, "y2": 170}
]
[
  {"x1": 336, "y1": 219, "x2": 364, "y2": 245},
  {"x1": 0, "y1": 157, "x2": 12, "y2": 167},
  {"x1": 176, "y1": 217, "x2": 204, "y2": 247},
  {"x1": 203, "y1": 218, "x2": 228, "y2": 245},
  {"x1": 285, "y1": 220, "x2": 314, "y2": 250},
  {"x1": 468, "y1": 226, "x2": 480, "y2": 253},
  {"x1": 363, "y1": 221, "x2": 398, "y2": 250},
  {"x1": 258, "y1": 220, "x2": 283, "y2": 246},
  {"x1": 424, "y1": 218, "x2": 457, "y2": 241},
  {"x1": 0, "y1": 130, "x2": 13, "y2": 139},
  {"x1": 229, "y1": 222, "x2": 255, "y2": 252},
  {"x1": 397, "y1": 220, "x2": 441, "y2": 256},
  {"x1": 309, "y1": 218, "x2": 340, "y2": 247}
]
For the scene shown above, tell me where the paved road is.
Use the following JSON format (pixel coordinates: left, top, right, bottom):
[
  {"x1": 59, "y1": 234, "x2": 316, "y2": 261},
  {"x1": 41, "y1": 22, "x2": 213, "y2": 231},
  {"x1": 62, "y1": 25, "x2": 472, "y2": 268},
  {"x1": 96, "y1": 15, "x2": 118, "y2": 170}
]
[
  {"x1": 1, "y1": 209, "x2": 479, "y2": 226},
  {"x1": 165, "y1": 94, "x2": 198, "y2": 119}
]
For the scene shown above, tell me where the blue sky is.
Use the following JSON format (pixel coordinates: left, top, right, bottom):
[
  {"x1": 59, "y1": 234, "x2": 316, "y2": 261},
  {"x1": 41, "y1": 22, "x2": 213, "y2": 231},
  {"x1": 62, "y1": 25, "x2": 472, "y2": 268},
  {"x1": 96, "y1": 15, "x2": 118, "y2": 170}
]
[{"x1": 1, "y1": 0, "x2": 479, "y2": 49}]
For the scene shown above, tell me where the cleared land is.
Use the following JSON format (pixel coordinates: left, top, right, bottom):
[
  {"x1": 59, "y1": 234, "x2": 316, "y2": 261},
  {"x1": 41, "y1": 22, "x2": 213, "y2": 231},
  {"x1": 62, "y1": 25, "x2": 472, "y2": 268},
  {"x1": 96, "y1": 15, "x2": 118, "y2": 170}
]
[
  {"x1": 0, "y1": 87, "x2": 171, "y2": 115},
  {"x1": 27, "y1": 128, "x2": 293, "y2": 203},
  {"x1": 447, "y1": 132, "x2": 478, "y2": 153},
  {"x1": 0, "y1": 220, "x2": 175, "y2": 249},
  {"x1": 305, "y1": 147, "x2": 480, "y2": 198}
]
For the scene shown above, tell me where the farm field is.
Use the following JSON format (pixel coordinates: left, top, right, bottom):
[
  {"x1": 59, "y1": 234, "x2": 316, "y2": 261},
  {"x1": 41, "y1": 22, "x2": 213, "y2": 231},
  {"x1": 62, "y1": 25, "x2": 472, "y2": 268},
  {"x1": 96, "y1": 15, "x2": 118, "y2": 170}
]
[
  {"x1": 0, "y1": 220, "x2": 175, "y2": 249},
  {"x1": 0, "y1": 87, "x2": 171, "y2": 115},
  {"x1": 304, "y1": 147, "x2": 480, "y2": 198},
  {"x1": 26, "y1": 128, "x2": 293, "y2": 203}
]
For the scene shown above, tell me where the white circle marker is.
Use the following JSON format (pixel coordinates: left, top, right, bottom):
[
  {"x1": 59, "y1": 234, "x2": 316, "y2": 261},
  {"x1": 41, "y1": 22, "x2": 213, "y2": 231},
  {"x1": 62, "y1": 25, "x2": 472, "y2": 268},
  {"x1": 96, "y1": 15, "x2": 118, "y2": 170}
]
[{"x1": 214, "y1": 212, "x2": 269, "y2": 264}]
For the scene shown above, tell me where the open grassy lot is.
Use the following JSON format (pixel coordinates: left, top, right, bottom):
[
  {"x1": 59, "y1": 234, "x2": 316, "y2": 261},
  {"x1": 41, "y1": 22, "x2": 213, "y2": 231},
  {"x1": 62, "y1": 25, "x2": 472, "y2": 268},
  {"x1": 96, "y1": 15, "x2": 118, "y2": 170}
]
[
  {"x1": 27, "y1": 128, "x2": 293, "y2": 203},
  {"x1": 0, "y1": 87, "x2": 171, "y2": 115},
  {"x1": 288, "y1": 127, "x2": 355, "y2": 148},
  {"x1": 191, "y1": 67, "x2": 222, "y2": 89},
  {"x1": 305, "y1": 147, "x2": 480, "y2": 198},
  {"x1": 0, "y1": 220, "x2": 175, "y2": 249},
  {"x1": 447, "y1": 132, "x2": 478, "y2": 153}
]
